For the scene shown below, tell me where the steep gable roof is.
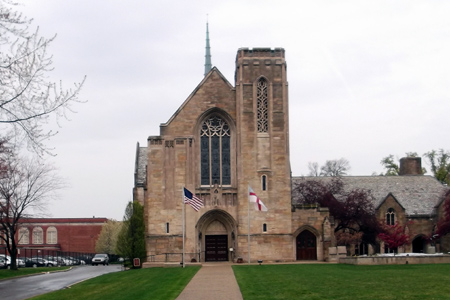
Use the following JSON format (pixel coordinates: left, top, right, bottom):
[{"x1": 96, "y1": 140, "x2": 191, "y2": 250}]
[
  {"x1": 160, "y1": 67, "x2": 234, "y2": 129},
  {"x1": 292, "y1": 176, "x2": 449, "y2": 217}
]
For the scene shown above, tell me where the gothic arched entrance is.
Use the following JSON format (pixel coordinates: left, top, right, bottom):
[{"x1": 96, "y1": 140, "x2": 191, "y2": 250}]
[
  {"x1": 412, "y1": 236, "x2": 426, "y2": 253},
  {"x1": 296, "y1": 230, "x2": 317, "y2": 260},
  {"x1": 196, "y1": 209, "x2": 237, "y2": 262}
]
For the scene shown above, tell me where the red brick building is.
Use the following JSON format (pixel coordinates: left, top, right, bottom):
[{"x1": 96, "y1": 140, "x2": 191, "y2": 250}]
[{"x1": 2, "y1": 218, "x2": 108, "y2": 254}]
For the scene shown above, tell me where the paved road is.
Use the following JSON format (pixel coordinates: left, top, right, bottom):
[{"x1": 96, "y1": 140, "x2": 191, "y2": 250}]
[{"x1": 0, "y1": 265, "x2": 123, "y2": 300}]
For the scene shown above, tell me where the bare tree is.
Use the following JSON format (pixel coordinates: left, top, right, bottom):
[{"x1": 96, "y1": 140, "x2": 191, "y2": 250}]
[
  {"x1": 307, "y1": 161, "x2": 320, "y2": 176},
  {"x1": 0, "y1": 1, "x2": 85, "y2": 155},
  {"x1": 0, "y1": 150, "x2": 63, "y2": 270},
  {"x1": 320, "y1": 158, "x2": 351, "y2": 176}
]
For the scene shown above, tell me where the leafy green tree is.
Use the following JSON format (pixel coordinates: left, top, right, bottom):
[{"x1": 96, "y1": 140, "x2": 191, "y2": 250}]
[
  {"x1": 116, "y1": 201, "x2": 146, "y2": 268},
  {"x1": 423, "y1": 149, "x2": 450, "y2": 185},
  {"x1": 95, "y1": 219, "x2": 122, "y2": 255},
  {"x1": 380, "y1": 155, "x2": 400, "y2": 176}
]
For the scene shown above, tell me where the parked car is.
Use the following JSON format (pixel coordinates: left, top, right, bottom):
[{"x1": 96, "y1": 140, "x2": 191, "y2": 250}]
[
  {"x1": 62, "y1": 256, "x2": 76, "y2": 265},
  {"x1": 27, "y1": 257, "x2": 57, "y2": 267},
  {"x1": 25, "y1": 258, "x2": 47, "y2": 268},
  {"x1": 16, "y1": 258, "x2": 25, "y2": 268},
  {"x1": 0, "y1": 254, "x2": 25, "y2": 268},
  {"x1": 0, "y1": 255, "x2": 10, "y2": 268},
  {"x1": 44, "y1": 256, "x2": 64, "y2": 266},
  {"x1": 91, "y1": 254, "x2": 109, "y2": 266},
  {"x1": 0, "y1": 257, "x2": 6, "y2": 269}
]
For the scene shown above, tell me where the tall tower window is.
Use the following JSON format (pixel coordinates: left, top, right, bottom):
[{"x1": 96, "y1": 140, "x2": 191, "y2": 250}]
[
  {"x1": 257, "y1": 78, "x2": 268, "y2": 133},
  {"x1": 201, "y1": 116, "x2": 231, "y2": 185}
]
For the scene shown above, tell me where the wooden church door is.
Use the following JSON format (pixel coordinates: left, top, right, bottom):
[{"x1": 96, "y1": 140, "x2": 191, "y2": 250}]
[{"x1": 296, "y1": 230, "x2": 317, "y2": 260}]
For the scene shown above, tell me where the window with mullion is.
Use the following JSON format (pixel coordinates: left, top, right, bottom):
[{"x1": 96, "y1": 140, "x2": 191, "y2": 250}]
[{"x1": 200, "y1": 116, "x2": 231, "y2": 186}]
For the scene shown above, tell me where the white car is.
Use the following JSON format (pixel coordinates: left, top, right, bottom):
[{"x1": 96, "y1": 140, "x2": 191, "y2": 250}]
[
  {"x1": 0, "y1": 254, "x2": 25, "y2": 268},
  {"x1": 91, "y1": 254, "x2": 109, "y2": 266}
]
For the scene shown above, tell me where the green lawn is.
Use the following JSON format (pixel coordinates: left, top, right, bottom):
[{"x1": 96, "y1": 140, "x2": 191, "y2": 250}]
[
  {"x1": 10, "y1": 264, "x2": 450, "y2": 300},
  {"x1": 233, "y1": 264, "x2": 450, "y2": 300},
  {"x1": 30, "y1": 266, "x2": 200, "y2": 300}
]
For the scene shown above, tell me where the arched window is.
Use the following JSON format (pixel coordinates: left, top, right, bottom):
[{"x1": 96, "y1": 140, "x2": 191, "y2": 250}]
[
  {"x1": 201, "y1": 115, "x2": 231, "y2": 186},
  {"x1": 32, "y1": 227, "x2": 43, "y2": 244},
  {"x1": 18, "y1": 228, "x2": 29, "y2": 245},
  {"x1": 257, "y1": 78, "x2": 268, "y2": 133},
  {"x1": 386, "y1": 208, "x2": 395, "y2": 225},
  {"x1": 46, "y1": 227, "x2": 58, "y2": 244}
]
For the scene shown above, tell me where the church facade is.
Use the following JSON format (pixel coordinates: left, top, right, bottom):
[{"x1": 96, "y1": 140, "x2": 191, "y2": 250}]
[{"x1": 133, "y1": 47, "x2": 449, "y2": 263}]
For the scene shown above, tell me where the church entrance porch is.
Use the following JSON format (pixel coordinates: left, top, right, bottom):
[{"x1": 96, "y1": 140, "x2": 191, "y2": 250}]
[
  {"x1": 205, "y1": 235, "x2": 228, "y2": 261},
  {"x1": 196, "y1": 209, "x2": 237, "y2": 262},
  {"x1": 296, "y1": 230, "x2": 317, "y2": 260}
]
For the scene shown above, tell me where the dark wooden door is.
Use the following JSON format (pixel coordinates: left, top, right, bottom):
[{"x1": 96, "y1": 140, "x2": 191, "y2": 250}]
[
  {"x1": 296, "y1": 230, "x2": 317, "y2": 260},
  {"x1": 205, "y1": 235, "x2": 228, "y2": 261}
]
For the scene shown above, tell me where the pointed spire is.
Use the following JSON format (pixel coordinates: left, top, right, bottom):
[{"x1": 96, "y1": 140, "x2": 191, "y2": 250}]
[{"x1": 204, "y1": 18, "x2": 212, "y2": 76}]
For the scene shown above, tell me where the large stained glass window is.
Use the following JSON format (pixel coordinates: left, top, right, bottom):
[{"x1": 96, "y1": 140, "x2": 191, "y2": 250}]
[{"x1": 201, "y1": 116, "x2": 231, "y2": 185}]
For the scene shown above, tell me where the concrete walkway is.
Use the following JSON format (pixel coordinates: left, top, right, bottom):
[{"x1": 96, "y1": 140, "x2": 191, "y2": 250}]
[{"x1": 176, "y1": 263, "x2": 243, "y2": 300}]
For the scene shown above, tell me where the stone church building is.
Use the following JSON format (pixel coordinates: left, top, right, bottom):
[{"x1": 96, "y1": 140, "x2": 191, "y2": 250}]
[{"x1": 133, "y1": 33, "x2": 449, "y2": 263}]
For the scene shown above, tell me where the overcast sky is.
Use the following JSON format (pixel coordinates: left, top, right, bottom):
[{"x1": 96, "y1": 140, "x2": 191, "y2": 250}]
[{"x1": 15, "y1": 1, "x2": 450, "y2": 220}]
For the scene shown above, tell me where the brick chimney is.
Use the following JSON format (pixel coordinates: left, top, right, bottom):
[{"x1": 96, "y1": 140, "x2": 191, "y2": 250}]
[{"x1": 399, "y1": 157, "x2": 422, "y2": 175}]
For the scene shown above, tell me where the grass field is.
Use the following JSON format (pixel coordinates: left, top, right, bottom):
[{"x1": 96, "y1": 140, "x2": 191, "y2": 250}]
[
  {"x1": 30, "y1": 266, "x2": 200, "y2": 300},
  {"x1": 233, "y1": 264, "x2": 450, "y2": 300},
  {"x1": 10, "y1": 263, "x2": 450, "y2": 300}
]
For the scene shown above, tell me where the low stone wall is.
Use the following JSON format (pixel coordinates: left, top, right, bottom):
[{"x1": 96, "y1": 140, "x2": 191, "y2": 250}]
[
  {"x1": 328, "y1": 246, "x2": 347, "y2": 262},
  {"x1": 340, "y1": 254, "x2": 450, "y2": 265}
]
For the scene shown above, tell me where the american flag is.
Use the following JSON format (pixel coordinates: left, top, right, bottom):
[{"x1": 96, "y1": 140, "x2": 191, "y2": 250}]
[{"x1": 183, "y1": 188, "x2": 204, "y2": 212}]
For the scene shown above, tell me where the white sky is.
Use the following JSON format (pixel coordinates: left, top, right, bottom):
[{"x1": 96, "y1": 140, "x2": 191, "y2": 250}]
[{"x1": 14, "y1": 0, "x2": 450, "y2": 220}]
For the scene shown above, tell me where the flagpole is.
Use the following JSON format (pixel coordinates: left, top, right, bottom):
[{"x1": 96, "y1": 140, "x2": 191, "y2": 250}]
[
  {"x1": 182, "y1": 187, "x2": 185, "y2": 268},
  {"x1": 248, "y1": 185, "x2": 251, "y2": 264}
]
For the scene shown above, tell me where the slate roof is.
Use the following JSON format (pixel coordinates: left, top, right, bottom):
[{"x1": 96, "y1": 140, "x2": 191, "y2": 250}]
[
  {"x1": 292, "y1": 175, "x2": 449, "y2": 217},
  {"x1": 134, "y1": 145, "x2": 148, "y2": 187}
]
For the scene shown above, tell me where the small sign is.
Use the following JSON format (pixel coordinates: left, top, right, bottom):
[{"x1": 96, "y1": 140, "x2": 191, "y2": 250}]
[{"x1": 133, "y1": 258, "x2": 140, "y2": 267}]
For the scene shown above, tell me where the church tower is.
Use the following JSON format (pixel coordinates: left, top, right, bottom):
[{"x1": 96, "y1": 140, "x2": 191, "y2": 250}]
[{"x1": 234, "y1": 48, "x2": 292, "y2": 261}]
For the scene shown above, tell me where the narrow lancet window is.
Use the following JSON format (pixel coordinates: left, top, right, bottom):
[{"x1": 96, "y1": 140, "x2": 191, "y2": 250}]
[
  {"x1": 262, "y1": 175, "x2": 267, "y2": 191},
  {"x1": 257, "y1": 78, "x2": 268, "y2": 133}
]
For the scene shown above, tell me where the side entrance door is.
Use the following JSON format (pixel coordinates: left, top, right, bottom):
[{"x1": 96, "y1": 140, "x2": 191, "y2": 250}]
[
  {"x1": 205, "y1": 235, "x2": 228, "y2": 261},
  {"x1": 296, "y1": 230, "x2": 317, "y2": 260}
]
